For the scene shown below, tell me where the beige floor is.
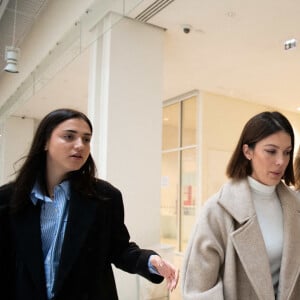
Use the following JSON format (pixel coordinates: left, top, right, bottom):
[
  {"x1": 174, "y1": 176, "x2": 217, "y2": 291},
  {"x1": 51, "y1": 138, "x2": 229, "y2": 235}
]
[
  {"x1": 138, "y1": 238, "x2": 185, "y2": 300},
  {"x1": 156, "y1": 239, "x2": 184, "y2": 300},
  {"x1": 169, "y1": 252, "x2": 183, "y2": 300},
  {"x1": 138, "y1": 251, "x2": 183, "y2": 300}
]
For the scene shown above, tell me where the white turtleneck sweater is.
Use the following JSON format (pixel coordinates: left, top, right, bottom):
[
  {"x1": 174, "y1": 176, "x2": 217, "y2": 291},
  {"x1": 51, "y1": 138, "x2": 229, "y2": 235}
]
[{"x1": 247, "y1": 176, "x2": 283, "y2": 293}]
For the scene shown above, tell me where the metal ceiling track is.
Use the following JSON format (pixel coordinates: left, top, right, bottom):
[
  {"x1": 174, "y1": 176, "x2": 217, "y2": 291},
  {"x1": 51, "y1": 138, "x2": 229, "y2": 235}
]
[
  {"x1": 135, "y1": 0, "x2": 175, "y2": 22},
  {"x1": 0, "y1": 0, "x2": 9, "y2": 19}
]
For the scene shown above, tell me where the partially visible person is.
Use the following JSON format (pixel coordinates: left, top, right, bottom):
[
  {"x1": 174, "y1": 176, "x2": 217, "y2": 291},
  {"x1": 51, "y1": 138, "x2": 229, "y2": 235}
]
[
  {"x1": 182, "y1": 111, "x2": 300, "y2": 300},
  {"x1": 294, "y1": 146, "x2": 300, "y2": 192},
  {"x1": 0, "y1": 108, "x2": 179, "y2": 300}
]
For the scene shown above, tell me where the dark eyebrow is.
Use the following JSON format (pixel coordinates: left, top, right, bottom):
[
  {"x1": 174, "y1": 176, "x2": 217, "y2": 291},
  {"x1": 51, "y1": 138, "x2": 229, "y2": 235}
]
[
  {"x1": 264, "y1": 144, "x2": 292, "y2": 150},
  {"x1": 63, "y1": 129, "x2": 92, "y2": 136}
]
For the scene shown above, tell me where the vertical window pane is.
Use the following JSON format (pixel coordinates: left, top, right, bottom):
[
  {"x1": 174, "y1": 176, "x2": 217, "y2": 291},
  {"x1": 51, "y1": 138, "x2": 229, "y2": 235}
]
[
  {"x1": 160, "y1": 151, "x2": 179, "y2": 247},
  {"x1": 182, "y1": 97, "x2": 196, "y2": 147},
  {"x1": 162, "y1": 103, "x2": 179, "y2": 150},
  {"x1": 180, "y1": 148, "x2": 196, "y2": 252}
]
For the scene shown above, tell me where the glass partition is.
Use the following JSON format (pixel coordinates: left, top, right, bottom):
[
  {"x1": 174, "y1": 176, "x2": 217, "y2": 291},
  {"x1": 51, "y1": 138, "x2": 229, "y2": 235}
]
[
  {"x1": 162, "y1": 103, "x2": 179, "y2": 150},
  {"x1": 161, "y1": 95, "x2": 198, "y2": 252}
]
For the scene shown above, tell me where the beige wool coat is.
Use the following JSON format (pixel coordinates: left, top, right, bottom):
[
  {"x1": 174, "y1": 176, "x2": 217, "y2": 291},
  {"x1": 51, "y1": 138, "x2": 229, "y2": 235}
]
[{"x1": 182, "y1": 179, "x2": 300, "y2": 300}]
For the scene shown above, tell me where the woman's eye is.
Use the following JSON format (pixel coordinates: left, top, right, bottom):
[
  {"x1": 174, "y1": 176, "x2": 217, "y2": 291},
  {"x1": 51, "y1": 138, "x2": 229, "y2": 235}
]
[
  {"x1": 265, "y1": 149, "x2": 276, "y2": 155},
  {"x1": 284, "y1": 151, "x2": 291, "y2": 156},
  {"x1": 64, "y1": 134, "x2": 74, "y2": 141}
]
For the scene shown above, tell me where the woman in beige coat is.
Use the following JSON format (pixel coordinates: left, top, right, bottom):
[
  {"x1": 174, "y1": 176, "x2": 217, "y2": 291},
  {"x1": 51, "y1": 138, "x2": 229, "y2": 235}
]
[{"x1": 182, "y1": 111, "x2": 300, "y2": 300}]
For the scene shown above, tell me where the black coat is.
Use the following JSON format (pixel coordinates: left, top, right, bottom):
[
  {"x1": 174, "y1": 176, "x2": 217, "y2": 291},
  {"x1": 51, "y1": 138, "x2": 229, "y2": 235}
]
[{"x1": 0, "y1": 179, "x2": 163, "y2": 300}]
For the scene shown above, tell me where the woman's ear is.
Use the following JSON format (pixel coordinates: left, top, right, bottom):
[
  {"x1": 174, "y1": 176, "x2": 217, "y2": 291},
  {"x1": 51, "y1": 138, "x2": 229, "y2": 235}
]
[
  {"x1": 44, "y1": 142, "x2": 48, "y2": 151},
  {"x1": 243, "y1": 144, "x2": 252, "y2": 161}
]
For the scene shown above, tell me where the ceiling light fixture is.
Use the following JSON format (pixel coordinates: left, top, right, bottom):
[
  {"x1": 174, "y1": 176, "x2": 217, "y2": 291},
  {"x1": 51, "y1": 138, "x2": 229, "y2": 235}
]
[
  {"x1": 4, "y1": 0, "x2": 20, "y2": 73},
  {"x1": 4, "y1": 46, "x2": 20, "y2": 73}
]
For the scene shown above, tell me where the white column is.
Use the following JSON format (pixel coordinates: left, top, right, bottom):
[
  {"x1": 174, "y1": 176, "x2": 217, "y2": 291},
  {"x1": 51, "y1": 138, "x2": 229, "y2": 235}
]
[{"x1": 88, "y1": 14, "x2": 165, "y2": 300}]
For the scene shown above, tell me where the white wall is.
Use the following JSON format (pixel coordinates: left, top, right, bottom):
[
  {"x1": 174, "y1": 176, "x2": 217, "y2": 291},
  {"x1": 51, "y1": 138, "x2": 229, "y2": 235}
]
[{"x1": 1, "y1": 116, "x2": 35, "y2": 185}]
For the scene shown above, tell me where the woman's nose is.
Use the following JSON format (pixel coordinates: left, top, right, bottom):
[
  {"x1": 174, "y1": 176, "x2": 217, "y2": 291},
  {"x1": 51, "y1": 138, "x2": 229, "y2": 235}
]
[
  {"x1": 74, "y1": 138, "x2": 84, "y2": 149},
  {"x1": 275, "y1": 154, "x2": 286, "y2": 165}
]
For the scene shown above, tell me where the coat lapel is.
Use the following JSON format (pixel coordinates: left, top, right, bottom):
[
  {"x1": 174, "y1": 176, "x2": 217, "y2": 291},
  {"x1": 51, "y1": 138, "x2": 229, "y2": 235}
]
[
  {"x1": 277, "y1": 185, "x2": 300, "y2": 300},
  {"x1": 219, "y1": 180, "x2": 274, "y2": 299},
  {"x1": 12, "y1": 201, "x2": 47, "y2": 299},
  {"x1": 53, "y1": 190, "x2": 98, "y2": 294},
  {"x1": 230, "y1": 217, "x2": 275, "y2": 299}
]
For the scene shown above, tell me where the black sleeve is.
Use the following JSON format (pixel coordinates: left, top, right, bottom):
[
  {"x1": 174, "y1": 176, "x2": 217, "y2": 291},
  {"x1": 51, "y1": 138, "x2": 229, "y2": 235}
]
[
  {"x1": 101, "y1": 181, "x2": 163, "y2": 284},
  {"x1": 0, "y1": 184, "x2": 15, "y2": 299}
]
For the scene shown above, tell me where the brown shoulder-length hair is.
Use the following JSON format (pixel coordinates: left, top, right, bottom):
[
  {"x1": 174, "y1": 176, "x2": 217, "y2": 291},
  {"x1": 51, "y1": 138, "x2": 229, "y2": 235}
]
[
  {"x1": 226, "y1": 111, "x2": 295, "y2": 186},
  {"x1": 11, "y1": 108, "x2": 97, "y2": 212},
  {"x1": 294, "y1": 146, "x2": 300, "y2": 190}
]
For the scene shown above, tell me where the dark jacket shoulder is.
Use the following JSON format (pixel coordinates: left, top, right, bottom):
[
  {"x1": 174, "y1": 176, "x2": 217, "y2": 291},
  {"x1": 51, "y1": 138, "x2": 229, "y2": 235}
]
[
  {"x1": 0, "y1": 182, "x2": 14, "y2": 207},
  {"x1": 93, "y1": 178, "x2": 122, "y2": 199}
]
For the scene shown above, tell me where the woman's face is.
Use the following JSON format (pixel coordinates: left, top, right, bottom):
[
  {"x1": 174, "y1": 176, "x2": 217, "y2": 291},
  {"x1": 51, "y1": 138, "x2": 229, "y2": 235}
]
[
  {"x1": 45, "y1": 118, "x2": 92, "y2": 180},
  {"x1": 243, "y1": 131, "x2": 292, "y2": 186}
]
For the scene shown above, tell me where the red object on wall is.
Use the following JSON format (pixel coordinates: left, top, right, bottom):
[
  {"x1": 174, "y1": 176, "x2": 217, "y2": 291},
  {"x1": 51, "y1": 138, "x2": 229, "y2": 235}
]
[{"x1": 183, "y1": 185, "x2": 192, "y2": 206}]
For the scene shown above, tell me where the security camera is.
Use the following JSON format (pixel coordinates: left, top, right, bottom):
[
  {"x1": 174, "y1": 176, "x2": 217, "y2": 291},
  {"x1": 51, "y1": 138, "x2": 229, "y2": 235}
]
[
  {"x1": 182, "y1": 25, "x2": 192, "y2": 34},
  {"x1": 284, "y1": 38, "x2": 297, "y2": 50}
]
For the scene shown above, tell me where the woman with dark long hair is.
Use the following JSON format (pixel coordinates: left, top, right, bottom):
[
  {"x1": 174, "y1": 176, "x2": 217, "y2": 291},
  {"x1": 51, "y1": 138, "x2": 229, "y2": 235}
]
[{"x1": 0, "y1": 108, "x2": 178, "y2": 300}]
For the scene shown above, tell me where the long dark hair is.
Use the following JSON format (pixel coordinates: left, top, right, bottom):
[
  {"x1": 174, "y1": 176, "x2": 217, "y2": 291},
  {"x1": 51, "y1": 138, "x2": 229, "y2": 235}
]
[
  {"x1": 294, "y1": 146, "x2": 300, "y2": 190},
  {"x1": 226, "y1": 111, "x2": 295, "y2": 185},
  {"x1": 11, "y1": 108, "x2": 97, "y2": 212}
]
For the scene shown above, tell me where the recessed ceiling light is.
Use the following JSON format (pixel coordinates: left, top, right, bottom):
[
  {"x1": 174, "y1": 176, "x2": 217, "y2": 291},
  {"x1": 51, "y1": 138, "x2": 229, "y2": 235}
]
[
  {"x1": 297, "y1": 107, "x2": 300, "y2": 111},
  {"x1": 226, "y1": 11, "x2": 236, "y2": 18}
]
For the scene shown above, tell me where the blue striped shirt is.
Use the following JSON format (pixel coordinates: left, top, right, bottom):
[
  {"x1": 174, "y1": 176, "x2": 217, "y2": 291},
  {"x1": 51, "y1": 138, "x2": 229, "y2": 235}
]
[{"x1": 31, "y1": 181, "x2": 70, "y2": 300}]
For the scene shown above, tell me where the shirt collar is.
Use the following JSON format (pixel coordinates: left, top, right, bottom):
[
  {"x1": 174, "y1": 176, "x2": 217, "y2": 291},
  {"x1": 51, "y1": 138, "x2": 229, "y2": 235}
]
[{"x1": 30, "y1": 180, "x2": 71, "y2": 205}]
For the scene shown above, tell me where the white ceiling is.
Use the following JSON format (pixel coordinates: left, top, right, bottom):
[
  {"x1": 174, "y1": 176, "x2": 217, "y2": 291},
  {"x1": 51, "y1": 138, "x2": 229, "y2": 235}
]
[
  {"x1": 1, "y1": 0, "x2": 300, "y2": 119},
  {"x1": 149, "y1": 0, "x2": 300, "y2": 112}
]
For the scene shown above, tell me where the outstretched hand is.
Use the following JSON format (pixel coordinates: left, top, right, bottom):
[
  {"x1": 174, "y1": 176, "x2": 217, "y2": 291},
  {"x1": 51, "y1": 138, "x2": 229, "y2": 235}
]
[{"x1": 150, "y1": 255, "x2": 179, "y2": 292}]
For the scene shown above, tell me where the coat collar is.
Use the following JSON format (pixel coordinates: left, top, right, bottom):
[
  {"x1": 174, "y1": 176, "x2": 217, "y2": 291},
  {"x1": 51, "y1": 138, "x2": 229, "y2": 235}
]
[
  {"x1": 218, "y1": 179, "x2": 300, "y2": 300},
  {"x1": 218, "y1": 179, "x2": 274, "y2": 299},
  {"x1": 218, "y1": 179, "x2": 255, "y2": 223}
]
